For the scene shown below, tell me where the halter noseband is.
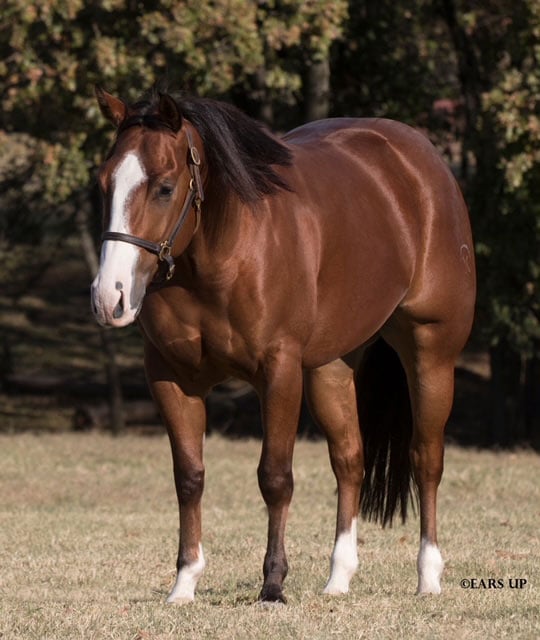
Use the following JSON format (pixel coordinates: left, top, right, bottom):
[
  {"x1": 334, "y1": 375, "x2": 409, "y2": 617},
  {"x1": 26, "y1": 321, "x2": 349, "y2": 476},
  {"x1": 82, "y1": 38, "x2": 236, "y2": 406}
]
[{"x1": 101, "y1": 127, "x2": 204, "y2": 281}]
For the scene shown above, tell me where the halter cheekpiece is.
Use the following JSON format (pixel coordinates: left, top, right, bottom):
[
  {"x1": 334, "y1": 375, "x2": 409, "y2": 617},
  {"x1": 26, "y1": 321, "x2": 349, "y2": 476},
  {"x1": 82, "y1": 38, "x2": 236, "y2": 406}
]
[{"x1": 101, "y1": 126, "x2": 204, "y2": 281}]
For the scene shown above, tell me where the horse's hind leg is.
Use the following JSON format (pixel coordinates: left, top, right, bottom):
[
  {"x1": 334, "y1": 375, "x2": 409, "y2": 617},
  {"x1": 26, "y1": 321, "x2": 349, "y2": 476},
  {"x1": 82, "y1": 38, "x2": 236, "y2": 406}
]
[
  {"x1": 304, "y1": 358, "x2": 363, "y2": 594},
  {"x1": 384, "y1": 321, "x2": 458, "y2": 594}
]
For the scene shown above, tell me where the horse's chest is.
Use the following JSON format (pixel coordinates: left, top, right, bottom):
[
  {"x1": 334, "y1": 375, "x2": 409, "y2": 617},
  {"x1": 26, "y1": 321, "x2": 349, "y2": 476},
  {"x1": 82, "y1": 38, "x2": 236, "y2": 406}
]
[{"x1": 140, "y1": 297, "x2": 258, "y2": 380}]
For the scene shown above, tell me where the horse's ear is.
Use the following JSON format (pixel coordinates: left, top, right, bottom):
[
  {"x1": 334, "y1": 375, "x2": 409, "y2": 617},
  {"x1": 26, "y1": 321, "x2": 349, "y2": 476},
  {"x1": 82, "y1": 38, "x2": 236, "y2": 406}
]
[
  {"x1": 158, "y1": 93, "x2": 182, "y2": 132},
  {"x1": 95, "y1": 85, "x2": 127, "y2": 128}
]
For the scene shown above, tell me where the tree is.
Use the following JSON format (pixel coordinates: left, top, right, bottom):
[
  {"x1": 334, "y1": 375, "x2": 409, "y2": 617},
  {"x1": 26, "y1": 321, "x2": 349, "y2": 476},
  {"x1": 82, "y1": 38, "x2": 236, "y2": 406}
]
[
  {"x1": 440, "y1": 0, "x2": 540, "y2": 446},
  {"x1": 1, "y1": 0, "x2": 539, "y2": 445},
  {"x1": 332, "y1": 2, "x2": 452, "y2": 124},
  {"x1": 0, "y1": 0, "x2": 349, "y2": 431},
  {"x1": 1, "y1": 0, "x2": 349, "y2": 203}
]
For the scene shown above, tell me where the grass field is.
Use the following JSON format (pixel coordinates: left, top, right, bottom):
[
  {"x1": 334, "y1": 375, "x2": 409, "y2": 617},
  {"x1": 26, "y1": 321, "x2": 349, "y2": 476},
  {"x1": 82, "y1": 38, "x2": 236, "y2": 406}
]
[{"x1": 0, "y1": 432, "x2": 538, "y2": 639}]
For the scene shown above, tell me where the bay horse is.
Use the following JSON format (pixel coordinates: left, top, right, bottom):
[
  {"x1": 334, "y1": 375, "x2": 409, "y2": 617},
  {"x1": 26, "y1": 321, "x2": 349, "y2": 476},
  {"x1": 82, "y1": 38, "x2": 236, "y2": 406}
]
[{"x1": 91, "y1": 86, "x2": 475, "y2": 604}]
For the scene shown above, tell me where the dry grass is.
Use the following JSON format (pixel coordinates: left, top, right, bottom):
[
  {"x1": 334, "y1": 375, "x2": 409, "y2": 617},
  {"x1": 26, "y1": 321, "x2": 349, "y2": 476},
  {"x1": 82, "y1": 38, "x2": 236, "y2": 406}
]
[{"x1": 0, "y1": 432, "x2": 539, "y2": 639}]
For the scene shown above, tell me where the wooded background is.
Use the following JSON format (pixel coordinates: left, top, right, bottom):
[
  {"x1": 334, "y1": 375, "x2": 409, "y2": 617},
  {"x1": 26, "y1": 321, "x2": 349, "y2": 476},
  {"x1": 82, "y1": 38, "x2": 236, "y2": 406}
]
[{"x1": 1, "y1": 0, "x2": 539, "y2": 446}]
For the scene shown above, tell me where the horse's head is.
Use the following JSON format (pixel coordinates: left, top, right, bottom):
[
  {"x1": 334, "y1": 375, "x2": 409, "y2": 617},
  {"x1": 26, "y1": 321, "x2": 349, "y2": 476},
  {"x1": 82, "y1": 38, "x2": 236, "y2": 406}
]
[{"x1": 91, "y1": 87, "x2": 204, "y2": 328}]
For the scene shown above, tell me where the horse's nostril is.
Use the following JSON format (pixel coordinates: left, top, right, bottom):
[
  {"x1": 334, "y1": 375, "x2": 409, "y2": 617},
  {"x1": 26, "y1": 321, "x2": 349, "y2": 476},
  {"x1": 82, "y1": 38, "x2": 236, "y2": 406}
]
[{"x1": 113, "y1": 290, "x2": 124, "y2": 319}]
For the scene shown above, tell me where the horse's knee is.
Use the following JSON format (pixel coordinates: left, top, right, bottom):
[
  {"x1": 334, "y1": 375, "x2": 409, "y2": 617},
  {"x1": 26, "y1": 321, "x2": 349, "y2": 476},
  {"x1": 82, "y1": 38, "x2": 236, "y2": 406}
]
[
  {"x1": 176, "y1": 465, "x2": 205, "y2": 504},
  {"x1": 330, "y1": 447, "x2": 363, "y2": 486},
  {"x1": 257, "y1": 464, "x2": 293, "y2": 506},
  {"x1": 410, "y1": 443, "x2": 443, "y2": 487}
]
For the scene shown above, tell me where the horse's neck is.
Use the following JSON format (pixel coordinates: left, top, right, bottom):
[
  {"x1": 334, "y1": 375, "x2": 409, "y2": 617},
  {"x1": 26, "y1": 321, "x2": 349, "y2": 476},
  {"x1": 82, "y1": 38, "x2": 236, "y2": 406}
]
[{"x1": 186, "y1": 194, "x2": 255, "y2": 286}]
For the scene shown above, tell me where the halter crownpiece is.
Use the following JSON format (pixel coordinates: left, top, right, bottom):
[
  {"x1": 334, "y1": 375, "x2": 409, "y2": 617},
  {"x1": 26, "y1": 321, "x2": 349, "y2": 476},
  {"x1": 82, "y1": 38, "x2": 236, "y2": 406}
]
[{"x1": 101, "y1": 127, "x2": 204, "y2": 281}]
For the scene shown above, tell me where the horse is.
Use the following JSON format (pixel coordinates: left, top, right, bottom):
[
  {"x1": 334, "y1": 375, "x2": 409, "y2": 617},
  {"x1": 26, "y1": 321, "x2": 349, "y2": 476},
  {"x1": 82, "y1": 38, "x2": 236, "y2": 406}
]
[{"x1": 91, "y1": 85, "x2": 476, "y2": 604}]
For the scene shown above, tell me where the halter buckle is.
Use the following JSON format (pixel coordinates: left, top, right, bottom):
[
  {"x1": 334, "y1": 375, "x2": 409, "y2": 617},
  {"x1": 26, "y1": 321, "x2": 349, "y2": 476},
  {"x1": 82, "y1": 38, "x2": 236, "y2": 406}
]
[
  {"x1": 158, "y1": 241, "x2": 172, "y2": 261},
  {"x1": 158, "y1": 241, "x2": 176, "y2": 280}
]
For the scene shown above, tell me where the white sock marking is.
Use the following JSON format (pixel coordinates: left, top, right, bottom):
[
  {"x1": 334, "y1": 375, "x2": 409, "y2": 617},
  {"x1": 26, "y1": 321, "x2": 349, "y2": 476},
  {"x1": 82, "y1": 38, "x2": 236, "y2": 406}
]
[
  {"x1": 167, "y1": 544, "x2": 206, "y2": 604},
  {"x1": 416, "y1": 538, "x2": 444, "y2": 595},
  {"x1": 323, "y1": 519, "x2": 358, "y2": 595}
]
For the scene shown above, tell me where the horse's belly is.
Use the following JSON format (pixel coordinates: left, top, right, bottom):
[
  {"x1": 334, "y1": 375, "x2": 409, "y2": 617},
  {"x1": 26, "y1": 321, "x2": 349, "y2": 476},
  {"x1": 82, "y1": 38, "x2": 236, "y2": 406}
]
[
  {"x1": 298, "y1": 215, "x2": 411, "y2": 368},
  {"x1": 301, "y1": 278, "x2": 407, "y2": 369}
]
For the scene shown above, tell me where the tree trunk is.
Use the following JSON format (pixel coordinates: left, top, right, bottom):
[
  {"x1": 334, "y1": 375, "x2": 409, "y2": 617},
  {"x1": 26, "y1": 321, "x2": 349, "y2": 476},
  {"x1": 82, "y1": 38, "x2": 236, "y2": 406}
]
[
  {"x1": 440, "y1": 0, "x2": 482, "y2": 142},
  {"x1": 524, "y1": 353, "x2": 540, "y2": 450},
  {"x1": 253, "y1": 67, "x2": 274, "y2": 127},
  {"x1": 304, "y1": 58, "x2": 331, "y2": 122},
  {"x1": 73, "y1": 400, "x2": 159, "y2": 431},
  {"x1": 75, "y1": 198, "x2": 126, "y2": 434},
  {"x1": 488, "y1": 341, "x2": 523, "y2": 447}
]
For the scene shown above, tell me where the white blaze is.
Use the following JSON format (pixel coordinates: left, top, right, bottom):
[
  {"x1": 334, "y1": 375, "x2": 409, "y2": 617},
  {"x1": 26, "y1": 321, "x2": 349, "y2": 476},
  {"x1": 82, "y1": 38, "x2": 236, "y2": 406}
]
[
  {"x1": 92, "y1": 152, "x2": 147, "y2": 326},
  {"x1": 323, "y1": 519, "x2": 359, "y2": 595}
]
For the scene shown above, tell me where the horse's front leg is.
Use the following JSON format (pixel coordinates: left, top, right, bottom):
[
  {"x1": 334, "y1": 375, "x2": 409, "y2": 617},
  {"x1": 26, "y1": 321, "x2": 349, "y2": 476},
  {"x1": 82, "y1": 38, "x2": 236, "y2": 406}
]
[
  {"x1": 145, "y1": 344, "x2": 206, "y2": 604},
  {"x1": 256, "y1": 349, "x2": 303, "y2": 603}
]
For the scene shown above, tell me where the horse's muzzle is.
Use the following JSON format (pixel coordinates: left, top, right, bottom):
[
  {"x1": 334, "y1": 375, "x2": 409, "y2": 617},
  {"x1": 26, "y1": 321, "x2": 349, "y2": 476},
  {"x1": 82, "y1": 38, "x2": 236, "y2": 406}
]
[{"x1": 91, "y1": 276, "x2": 141, "y2": 328}]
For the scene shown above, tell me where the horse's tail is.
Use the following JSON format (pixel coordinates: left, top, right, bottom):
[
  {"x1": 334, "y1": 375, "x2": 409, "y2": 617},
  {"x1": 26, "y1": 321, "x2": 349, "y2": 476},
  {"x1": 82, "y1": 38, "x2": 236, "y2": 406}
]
[{"x1": 357, "y1": 338, "x2": 417, "y2": 527}]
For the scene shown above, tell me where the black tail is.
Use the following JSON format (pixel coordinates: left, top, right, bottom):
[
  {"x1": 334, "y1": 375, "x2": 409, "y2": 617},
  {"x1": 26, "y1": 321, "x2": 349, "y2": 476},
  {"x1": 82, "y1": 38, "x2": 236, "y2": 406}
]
[{"x1": 357, "y1": 338, "x2": 417, "y2": 527}]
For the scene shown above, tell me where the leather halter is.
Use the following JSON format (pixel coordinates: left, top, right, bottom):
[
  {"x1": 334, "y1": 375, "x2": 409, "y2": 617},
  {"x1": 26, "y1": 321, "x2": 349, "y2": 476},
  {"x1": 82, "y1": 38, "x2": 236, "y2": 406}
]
[{"x1": 101, "y1": 127, "x2": 204, "y2": 281}]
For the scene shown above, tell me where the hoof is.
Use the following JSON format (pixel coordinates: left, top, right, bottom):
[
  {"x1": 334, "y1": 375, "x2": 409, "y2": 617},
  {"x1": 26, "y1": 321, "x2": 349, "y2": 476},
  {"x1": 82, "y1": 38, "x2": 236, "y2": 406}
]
[
  {"x1": 416, "y1": 584, "x2": 442, "y2": 596},
  {"x1": 259, "y1": 585, "x2": 287, "y2": 604},
  {"x1": 323, "y1": 583, "x2": 349, "y2": 596},
  {"x1": 166, "y1": 594, "x2": 195, "y2": 605}
]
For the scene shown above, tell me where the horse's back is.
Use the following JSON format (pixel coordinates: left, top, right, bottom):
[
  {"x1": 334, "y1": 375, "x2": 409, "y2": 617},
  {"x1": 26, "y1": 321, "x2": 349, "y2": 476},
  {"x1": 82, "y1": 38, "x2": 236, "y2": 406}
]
[
  {"x1": 284, "y1": 117, "x2": 475, "y2": 303},
  {"x1": 285, "y1": 117, "x2": 434, "y2": 156}
]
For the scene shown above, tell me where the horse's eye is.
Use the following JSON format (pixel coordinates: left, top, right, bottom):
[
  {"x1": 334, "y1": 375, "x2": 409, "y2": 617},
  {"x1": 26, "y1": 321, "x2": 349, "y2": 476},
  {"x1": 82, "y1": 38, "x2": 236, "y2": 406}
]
[{"x1": 158, "y1": 184, "x2": 174, "y2": 199}]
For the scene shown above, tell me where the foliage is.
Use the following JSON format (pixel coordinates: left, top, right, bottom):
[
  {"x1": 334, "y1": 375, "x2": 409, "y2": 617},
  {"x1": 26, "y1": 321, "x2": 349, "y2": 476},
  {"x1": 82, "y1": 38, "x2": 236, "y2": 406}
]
[
  {"x1": 0, "y1": 0, "x2": 539, "y2": 377},
  {"x1": 460, "y1": 0, "x2": 540, "y2": 355},
  {"x1": 258, "y1": 0, "x2": 348, "y2": 94},
  {"x1": 332, "y1": 1, "x2": 454, "y2": 123},
  {"x1": 0, "y1": 0, "x2": 348, "y2": 222}
]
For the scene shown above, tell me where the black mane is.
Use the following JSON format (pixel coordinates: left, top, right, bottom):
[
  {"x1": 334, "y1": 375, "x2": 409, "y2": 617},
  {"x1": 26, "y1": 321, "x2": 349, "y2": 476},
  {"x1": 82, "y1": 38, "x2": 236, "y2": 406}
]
[
  {"x1": 126, "y1": 89, "x2": 293, "y2": 206},
  {"x1": 178, "y1": 96, "x2": 293, "y2": 203}
]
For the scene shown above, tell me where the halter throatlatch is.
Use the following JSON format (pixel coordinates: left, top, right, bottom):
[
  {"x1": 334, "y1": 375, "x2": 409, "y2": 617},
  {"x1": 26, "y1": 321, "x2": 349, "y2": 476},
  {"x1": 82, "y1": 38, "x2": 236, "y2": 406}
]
[{"x1": 101, "y1": 127, "x2": 204, "y2": 281}]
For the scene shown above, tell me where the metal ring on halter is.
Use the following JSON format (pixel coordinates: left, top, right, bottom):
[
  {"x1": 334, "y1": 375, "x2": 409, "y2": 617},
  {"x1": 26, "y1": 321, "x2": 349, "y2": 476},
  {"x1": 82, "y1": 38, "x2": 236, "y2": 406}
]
[
  {"x1": 190, "y1": 146, "x2": 201, "y2": 166},
  {"x1": 159, "y1": 241, "x2": 172, "y2": 261}
]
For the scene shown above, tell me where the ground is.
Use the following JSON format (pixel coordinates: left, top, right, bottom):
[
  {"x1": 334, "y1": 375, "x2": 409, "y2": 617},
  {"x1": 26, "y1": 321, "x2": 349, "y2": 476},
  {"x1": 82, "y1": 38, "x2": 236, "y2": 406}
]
[
  {"x1": 0, "y1": 432, "x2": 538, "y2": 639},
  {"x1": 0, "y1": 244, "x2": 537, "y2": 638}
]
